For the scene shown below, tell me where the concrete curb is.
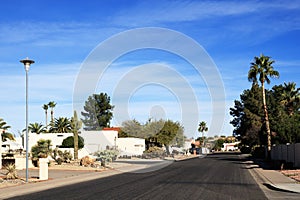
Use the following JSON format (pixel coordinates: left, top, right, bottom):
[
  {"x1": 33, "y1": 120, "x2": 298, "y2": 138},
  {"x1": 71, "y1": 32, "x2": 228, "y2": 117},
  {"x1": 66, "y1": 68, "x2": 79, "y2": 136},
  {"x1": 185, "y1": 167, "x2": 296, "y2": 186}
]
[
  {"x1": 173, "y1": 154, "x2": 207, "y2": 161},
  {"x1": 250, "y1": 165, "x2": 300, "y2": 194},
  {"x1": 262, "y1": 182, "x2": 300, "y2": 194}
]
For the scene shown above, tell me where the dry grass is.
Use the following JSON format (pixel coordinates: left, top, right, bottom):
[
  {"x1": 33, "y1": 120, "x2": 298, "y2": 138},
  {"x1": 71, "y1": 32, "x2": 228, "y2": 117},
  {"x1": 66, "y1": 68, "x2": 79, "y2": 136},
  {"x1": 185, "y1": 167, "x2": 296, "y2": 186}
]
[{"x1": 281, "y1": 169, "x2": 300, "y2": 182}]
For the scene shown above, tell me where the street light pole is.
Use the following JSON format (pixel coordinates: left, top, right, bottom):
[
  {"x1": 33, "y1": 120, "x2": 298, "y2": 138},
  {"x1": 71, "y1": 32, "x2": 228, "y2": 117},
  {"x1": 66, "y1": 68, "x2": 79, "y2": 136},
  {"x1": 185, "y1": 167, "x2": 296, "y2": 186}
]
[{"x1": 20, "y1": 57, "x2": 34, "y2": 183}]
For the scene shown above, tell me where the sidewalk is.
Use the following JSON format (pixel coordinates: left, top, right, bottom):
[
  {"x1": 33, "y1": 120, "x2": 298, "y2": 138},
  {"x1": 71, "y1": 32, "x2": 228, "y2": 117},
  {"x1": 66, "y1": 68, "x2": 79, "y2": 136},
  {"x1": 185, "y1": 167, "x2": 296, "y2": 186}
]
[{"x1": 245, "y1": 160, "x2": 300, "y2": 194}]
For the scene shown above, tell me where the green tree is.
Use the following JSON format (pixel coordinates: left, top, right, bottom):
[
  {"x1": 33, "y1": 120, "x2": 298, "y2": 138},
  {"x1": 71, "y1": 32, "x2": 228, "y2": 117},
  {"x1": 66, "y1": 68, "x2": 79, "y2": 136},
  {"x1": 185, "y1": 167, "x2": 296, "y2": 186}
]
[
  {"x1": 28, "y1": 122, "x2": 46, "y2": 134},
  {"x1": 48, "y1": 101, "x2": 57, "y2": 126},
  {"x1": 121, "y1": 119, "x2": 184, "y2": 152},
  {"x1": 71, "y1": 111, "x2": 82, "y2": 159},
  {"x1": 198, "y1": 121, "x2": 208, "y2": 147},
  {"x1": 121, "y1": 119, "x2": 143, "y2": 138},
  {"x1": 248, "y1": 54, "x2": 279, "y2": 153},
  {"x1": 231, "y1": 83, "x2": 300, "y2": 147},
  {"x1": 230, "y1": 85, "x2": 264, "y2": 147},
  {"x1": 49, "y1": 117, "x2": 72, "y2": 133},
  {"x1": 156, "y1": 120, "x2": 184, "y2": 154},
  {"x1": 214, "y1": 138, "x2": 225, "y2": 151},
  {"x1": 280, "y1": 82, "x2": 300, "y2": 116},
  {"x1": 118, "y1": 129, "x2": 130, "y2": 138},
  {"x1": 81, "y1": 93, "x2": 114, "y2": 130},
  {"x1": 269, "y1": 83, "x2": 300, "y2": 144},
  {"x1": 42, "y1": 104, "x2": 49, "y2": 127}
]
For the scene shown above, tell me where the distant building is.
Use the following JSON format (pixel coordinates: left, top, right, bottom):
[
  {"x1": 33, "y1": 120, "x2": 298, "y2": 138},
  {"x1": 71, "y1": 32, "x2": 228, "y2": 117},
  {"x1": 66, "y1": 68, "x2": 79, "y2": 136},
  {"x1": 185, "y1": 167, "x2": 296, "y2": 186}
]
[
  {"x1": 2, "y1": 139, "x2": 23, "y2": 152},
  {"x1": 80, "y1": 130, "x2": 118, "y2": 153},
  {"x1": 221, "y1": 142, "x2": 240, "y2": 151},
  {"x1": 117, "y1": 137, "x2": 145, "y2": 156}
]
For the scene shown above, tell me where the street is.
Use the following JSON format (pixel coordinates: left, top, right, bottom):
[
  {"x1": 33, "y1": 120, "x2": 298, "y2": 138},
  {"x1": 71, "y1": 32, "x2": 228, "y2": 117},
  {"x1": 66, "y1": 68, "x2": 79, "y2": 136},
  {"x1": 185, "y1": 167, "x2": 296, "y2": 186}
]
[{"x1": 7, "y1": 153, "x2": 298, "y2": 200}]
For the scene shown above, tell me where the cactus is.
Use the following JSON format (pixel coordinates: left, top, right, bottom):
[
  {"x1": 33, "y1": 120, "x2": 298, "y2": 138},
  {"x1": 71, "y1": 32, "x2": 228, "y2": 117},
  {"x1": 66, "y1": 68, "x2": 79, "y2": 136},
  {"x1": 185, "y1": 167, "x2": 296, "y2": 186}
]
[{"x1": 71, "y1": 111, "x2": 82, "y2": 160}]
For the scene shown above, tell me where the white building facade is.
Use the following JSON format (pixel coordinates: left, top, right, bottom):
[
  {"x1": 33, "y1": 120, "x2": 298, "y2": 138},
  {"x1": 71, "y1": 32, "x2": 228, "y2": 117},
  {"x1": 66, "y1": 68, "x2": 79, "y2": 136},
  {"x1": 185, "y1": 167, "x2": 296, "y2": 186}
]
[
  {"x1": 25, "y1": 130, "x2": 145, "y2": 158},
  {"x1": 116, "y1": 137, "x2": 145, "y2": 156}
]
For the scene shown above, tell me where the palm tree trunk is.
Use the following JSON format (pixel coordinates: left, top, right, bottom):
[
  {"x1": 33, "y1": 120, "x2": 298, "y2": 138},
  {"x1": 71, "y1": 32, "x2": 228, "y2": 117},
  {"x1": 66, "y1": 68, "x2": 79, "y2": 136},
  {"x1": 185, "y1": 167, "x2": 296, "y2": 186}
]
[
  {"x1": 261, "y1": 82, "x2": 271, "y2": 155},
  {"x1": 202, "y1": 131, "x2": 204, "y2": 147},
  {"x1": 45, "y1": 111, "x2": 48, "y2": 127},
  {"x1": 51, "y1": 110, "x2": 54, "y2": 125}
]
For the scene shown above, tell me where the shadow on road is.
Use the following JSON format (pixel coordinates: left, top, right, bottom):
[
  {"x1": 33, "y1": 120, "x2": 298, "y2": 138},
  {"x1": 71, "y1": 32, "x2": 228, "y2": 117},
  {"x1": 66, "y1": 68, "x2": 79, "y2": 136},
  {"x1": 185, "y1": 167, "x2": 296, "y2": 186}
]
[{"x1": 7, "y1": 153, "x2": 268, "y2": 200}]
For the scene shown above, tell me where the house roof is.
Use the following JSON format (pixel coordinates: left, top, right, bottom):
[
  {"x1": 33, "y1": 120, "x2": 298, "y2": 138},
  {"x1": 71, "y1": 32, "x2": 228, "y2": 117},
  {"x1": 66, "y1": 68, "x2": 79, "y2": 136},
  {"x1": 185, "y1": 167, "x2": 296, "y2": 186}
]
[{"x1": 102, "y1": 127, "x2": 121, "y2": 132}]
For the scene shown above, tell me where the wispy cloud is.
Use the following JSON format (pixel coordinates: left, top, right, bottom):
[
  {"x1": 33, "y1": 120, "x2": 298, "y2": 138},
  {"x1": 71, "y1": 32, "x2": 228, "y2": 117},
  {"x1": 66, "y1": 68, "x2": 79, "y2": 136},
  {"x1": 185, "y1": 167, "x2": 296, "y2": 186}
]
[
  {"x1": 114, "y1": 1, "x2": 300, "y2": 24},
  {"x1": 112, "y1": 1, "x2": 300, "y2": 47},
  {"x1": 0, "y1": 21, "x2": 122, "y2": 48}
]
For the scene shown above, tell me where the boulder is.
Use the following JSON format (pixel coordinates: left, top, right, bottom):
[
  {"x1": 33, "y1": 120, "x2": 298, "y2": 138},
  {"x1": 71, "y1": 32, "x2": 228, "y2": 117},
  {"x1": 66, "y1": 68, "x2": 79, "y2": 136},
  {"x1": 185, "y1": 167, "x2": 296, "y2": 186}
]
[{"x1": 80, "y1": 156, "x2": 95, "y2": 167}]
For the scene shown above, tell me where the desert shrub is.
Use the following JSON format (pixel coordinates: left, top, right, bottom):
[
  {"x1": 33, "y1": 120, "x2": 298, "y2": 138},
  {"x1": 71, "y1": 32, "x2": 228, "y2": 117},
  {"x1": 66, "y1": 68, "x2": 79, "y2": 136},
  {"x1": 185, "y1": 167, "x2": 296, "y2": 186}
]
[
  {"x1": 61, "y1": 136, "x2": 84, "y2": 149},
  {"x1": 4, "y1": 163, "x2": 18, "y2": 180},
  {"x1": 94, "y1": 150, "x2": 119, "y2": 166},
  {"x1": 142, "y1": 146, "x2": 165, "y2": 159},
  {"x1": 62, "y1": 150, "x2": 73, "y2": 161},
  {"x1": 52, "y1": 148, "x2": 73, "y2": 164},
  {"x1": 31, "y1": 139, "x2": 52, "y2": 166}
]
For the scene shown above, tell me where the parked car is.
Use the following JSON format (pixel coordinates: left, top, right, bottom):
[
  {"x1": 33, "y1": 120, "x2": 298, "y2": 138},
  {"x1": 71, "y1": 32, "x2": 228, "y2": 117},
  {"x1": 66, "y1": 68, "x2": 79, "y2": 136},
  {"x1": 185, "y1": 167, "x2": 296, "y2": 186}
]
[{"x1": 189, "y1": 148, "x2": 200, "y2": 154}]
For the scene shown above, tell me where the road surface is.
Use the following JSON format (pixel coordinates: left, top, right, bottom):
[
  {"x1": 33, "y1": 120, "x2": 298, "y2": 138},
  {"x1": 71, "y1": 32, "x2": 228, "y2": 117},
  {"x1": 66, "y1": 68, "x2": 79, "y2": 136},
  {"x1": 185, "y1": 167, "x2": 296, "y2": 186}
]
[{"x1": 7, "y1": 153, "x2": 298, "y2": 200}]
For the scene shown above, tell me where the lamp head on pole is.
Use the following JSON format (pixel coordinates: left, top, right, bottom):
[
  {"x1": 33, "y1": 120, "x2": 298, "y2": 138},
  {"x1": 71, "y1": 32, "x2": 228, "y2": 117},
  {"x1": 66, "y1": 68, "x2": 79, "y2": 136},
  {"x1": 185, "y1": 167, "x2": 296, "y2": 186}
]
[{"x1": 20, "y1": 57, "x2": 35, "y2": 71}]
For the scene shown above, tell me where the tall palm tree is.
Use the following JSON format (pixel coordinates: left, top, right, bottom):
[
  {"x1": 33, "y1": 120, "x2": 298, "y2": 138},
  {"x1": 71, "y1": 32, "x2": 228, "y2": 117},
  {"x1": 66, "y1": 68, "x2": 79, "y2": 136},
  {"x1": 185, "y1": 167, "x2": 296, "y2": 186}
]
[
  {"x1": 0, "y1": 118, "x2": 10, "y2": 131},
  {"x1": 0, "y1": 118, "x2": 14, "y2": 141},
  {"x1": 248, "y1": 54, "x2": 279, "y2": 153},
  {"x1": 198, "y1": 121, "x2": 208, "y2": 147},
  {"x1": 48, "y1": 101, "x2": 56, "y2": 125},
  {"x1": 49, "y1": 117, "x2": 72, "y2": 133},
  {"x1": 28, "y1": 122, "x2": 46, "y2": 134},
  {"x1": 42, "y1": 104, "x2": 49, "y2": 127},
  {"x1": 280, "y1": 82, "x2": 300, "y2": 116}
]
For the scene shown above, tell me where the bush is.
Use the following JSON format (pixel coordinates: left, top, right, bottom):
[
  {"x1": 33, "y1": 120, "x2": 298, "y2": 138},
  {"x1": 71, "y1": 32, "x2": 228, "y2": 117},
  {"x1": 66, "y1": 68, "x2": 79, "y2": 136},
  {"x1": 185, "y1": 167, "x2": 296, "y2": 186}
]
[
  {"x1": 142, "y1": 146, "x2": 165, "y2": 159},
  {"x1": 4, "y1": 164, "x2": 18, "y2": 180},
  {"x1": 94, "y1": 150, "x2": 119, "y2": 166},
  {"x1": 61, "y1": 136, "x2": 84, "y2": 149},
  {"x1": 31, "y1": 139, "x2": 52, "y2": 166},
  {"x1": 240, "y1": 146, "x2": 251, "y2": 154},
  {"x1": 251, "y1": 146, "x2": 266, "y2": 158},
  {"x1": 52, "y1": 148, "x2": 73, "y2": 164}
]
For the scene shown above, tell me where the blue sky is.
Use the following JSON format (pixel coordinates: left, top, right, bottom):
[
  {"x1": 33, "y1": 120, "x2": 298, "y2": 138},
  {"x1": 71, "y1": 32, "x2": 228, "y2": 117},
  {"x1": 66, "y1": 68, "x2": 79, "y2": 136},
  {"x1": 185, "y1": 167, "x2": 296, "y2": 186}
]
[{"x1": 0, "y1": 0, "x2": 299, "y2": 139}]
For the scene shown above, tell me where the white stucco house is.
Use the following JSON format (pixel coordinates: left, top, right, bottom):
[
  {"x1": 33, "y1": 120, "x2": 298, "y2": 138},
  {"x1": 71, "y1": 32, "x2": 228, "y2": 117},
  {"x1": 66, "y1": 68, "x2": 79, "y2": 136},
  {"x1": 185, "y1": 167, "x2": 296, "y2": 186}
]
[
  {"x1": 221, "y1": 142, "x2": 240, "y2": 151},
  {"x1": 80, "y1": 130, "x2": 118, "y2": 153},
  {"x1": 116, "y1": 137, "x2": 145, "y2": 156},
  {"x1": 1, "y1": 138, "x2": 23, "y2": 152},
  {"x1": 23, "y1": 129, "x2": 145, "y2": 158}
]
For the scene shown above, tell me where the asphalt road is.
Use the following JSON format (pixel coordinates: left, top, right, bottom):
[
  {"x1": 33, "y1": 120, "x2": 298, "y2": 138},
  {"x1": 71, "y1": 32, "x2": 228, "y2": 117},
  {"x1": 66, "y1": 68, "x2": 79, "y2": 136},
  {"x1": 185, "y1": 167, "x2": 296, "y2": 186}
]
[{"x1": 6, "y1": 153, "x2": 287, "y2": 200}]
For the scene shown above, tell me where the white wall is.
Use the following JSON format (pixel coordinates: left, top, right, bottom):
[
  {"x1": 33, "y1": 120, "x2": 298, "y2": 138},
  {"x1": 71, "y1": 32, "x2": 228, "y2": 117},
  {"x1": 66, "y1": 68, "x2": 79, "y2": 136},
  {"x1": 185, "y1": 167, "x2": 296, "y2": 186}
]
[
  {"x1": 23, "y1": 130, "x2": 156, "y2": 157},
  {"x1": 27, "y1": 130, "x2": 119, "y2": 155},
  {"x1": 27, "y1": 132, "x2": 73, "y2": 151},
  {"x1": 80, "y1": 130, "x2": 118, "y2": 153},
  {"x1": 116, "y1": 138, "x2": 145, "y2": 156}
]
